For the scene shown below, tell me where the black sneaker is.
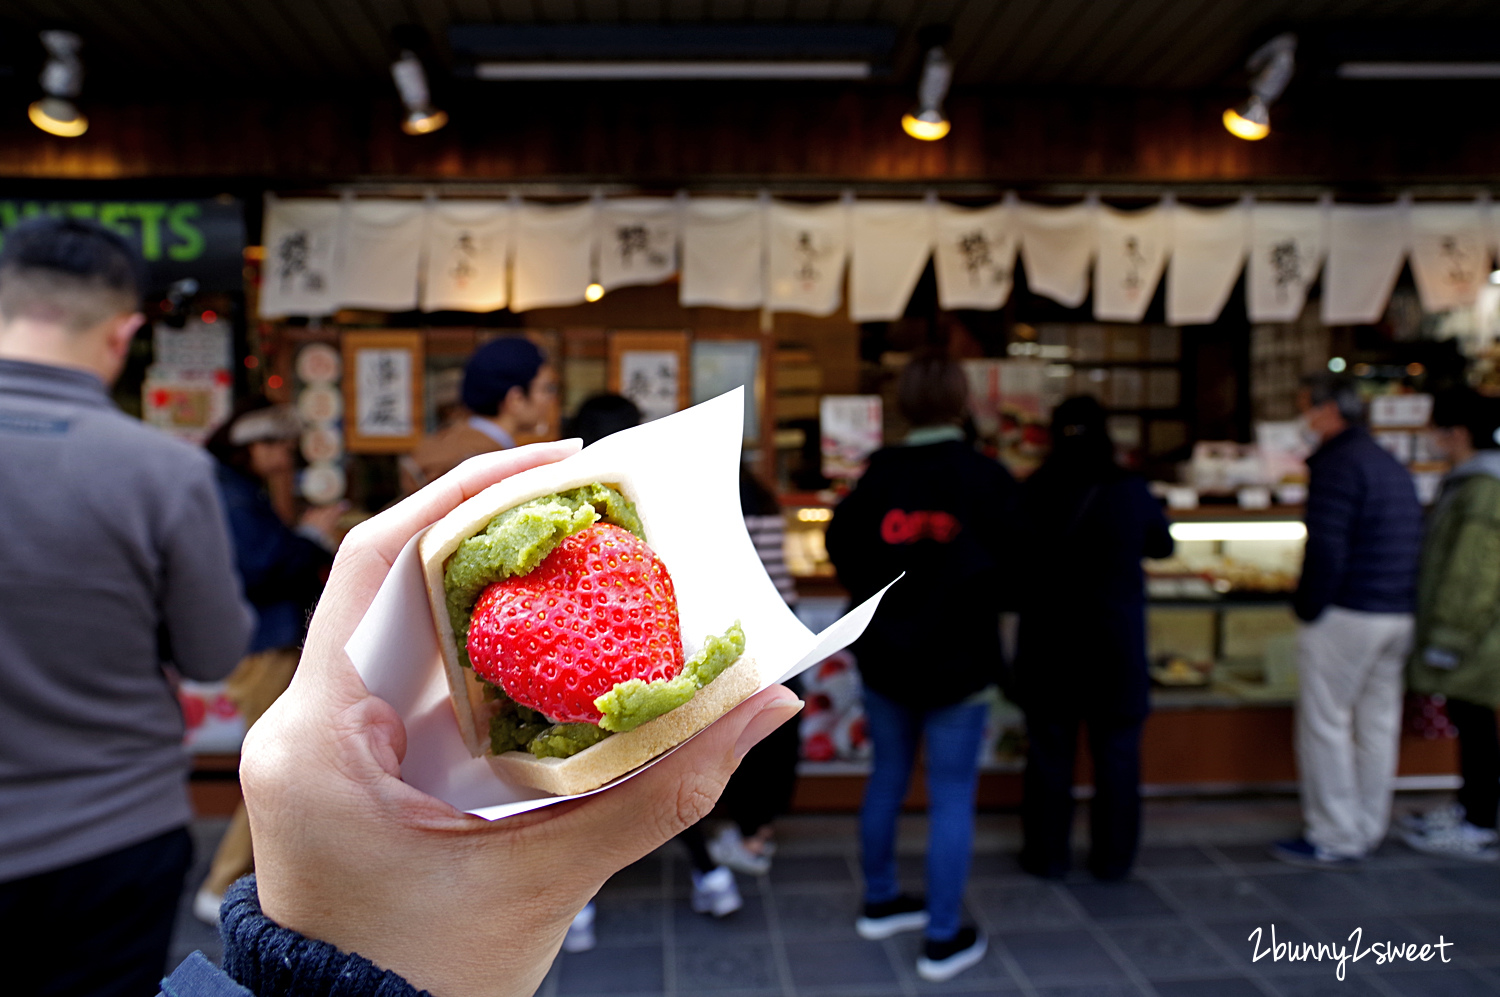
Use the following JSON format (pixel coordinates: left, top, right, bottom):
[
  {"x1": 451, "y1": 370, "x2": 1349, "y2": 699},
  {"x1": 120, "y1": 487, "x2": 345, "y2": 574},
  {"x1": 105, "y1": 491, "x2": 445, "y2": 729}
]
[
  {"x1": 854, "y1": 894, "x2": 929, "y2": 940},
  {"x1": 917, "y1": 926, "x2": 988, "y2": 982}
]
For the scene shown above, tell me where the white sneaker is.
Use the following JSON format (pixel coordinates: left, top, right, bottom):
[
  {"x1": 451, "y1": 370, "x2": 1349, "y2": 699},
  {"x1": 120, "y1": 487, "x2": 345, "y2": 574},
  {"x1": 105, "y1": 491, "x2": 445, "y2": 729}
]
[
  {"x1": 917, "y1": 927, "x2": 988, "y2": 982},
  {"x1": 192, "y1": 887, "x2": 222, "y2": 926},
  {"x1": 1397, "y1": 802, "x2": 1468, "y2": 835},
  {"x1": 707, "y1": 826, "x2": 772, "y2": 876},
  {"x1": 1401, "y1": 822, "x2": 1500, "y2": 862},
  {"x1": 690, "y1": 866, "x2": 743, "y2": 918},
  {"x1": 562, "y1": 902, "x2": 596, "y2": 952}
]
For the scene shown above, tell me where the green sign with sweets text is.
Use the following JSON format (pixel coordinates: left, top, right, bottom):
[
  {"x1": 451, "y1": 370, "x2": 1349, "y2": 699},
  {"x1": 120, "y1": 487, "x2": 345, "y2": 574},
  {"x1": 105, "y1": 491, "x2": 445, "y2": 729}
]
[{"x1": 0, "y1": 197, "x2": 245, "y2": 292}]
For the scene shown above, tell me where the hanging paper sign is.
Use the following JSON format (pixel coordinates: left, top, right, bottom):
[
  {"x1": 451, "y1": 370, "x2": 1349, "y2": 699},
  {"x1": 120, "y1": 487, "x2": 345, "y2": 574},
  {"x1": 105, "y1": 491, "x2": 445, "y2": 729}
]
[
  {"x1": 340, "y1": 199, "x2": 424, "y2": 312},
  {"x1": 342, "y1": 331, "x2": 423, "y2": 453},
  {"x1": 260, "y1": 197, "x2": 342, "y2": 318},
  {"x1": 848, "y1": 200, "x2": 933, "y2": 322},
  {"x1": 1407, "y1": 201, "x2": 1490, "y2": 313},
  {"x1": 933, "y1": 198, "x2": 1017, "y2": 311},
  {"x1": 512, "y1": 201, "x2": 594, "y2": 312},
  {"x1": 1167, "y1": 200, "x2": 1248, "y2": 326},
  {"x1": 820, "y1": 395, "x2": 883, "y2": 480},
  {"x1": 680, "y1": 198, "x2": 764, "y2": 309},
  {"x1": 598, "y1": 198, "x2": 678, "y2": 292},
  {"x1": 1247, "y1": 202, "x2": 1328, "y2": 323},
  {"x1": 422, "y1": 200, "x2": 512, "y2": 312},
  {"x1": 1094, "y1": 202, "x2": 1169, "y2": 323},
  {"x1": 767, "y1": 200, "x2": 849, "y2": 316},
  {"x1": 1018, "y1": 199, "x2": 1096, "y2": 309},
  {"x1": 1322, "y1": 201, "x2": 1407, "y2": 325}
]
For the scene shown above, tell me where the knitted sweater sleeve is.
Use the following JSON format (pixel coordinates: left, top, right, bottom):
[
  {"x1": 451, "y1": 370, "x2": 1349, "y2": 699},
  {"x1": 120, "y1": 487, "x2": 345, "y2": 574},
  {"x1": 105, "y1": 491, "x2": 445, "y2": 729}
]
[{"x1": 158, "y1": 876, "x2": 433, "y2": 997}]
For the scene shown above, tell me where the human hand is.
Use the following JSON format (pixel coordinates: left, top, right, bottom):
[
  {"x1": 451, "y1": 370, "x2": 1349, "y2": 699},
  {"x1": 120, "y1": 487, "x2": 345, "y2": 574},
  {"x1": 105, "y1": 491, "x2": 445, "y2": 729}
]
[
  {"x1": 297, "y1": 500, "x2": 348, "y2": 546},
  {"x1": 241, "y1": 441, "x2": 803, "y2": 997}
]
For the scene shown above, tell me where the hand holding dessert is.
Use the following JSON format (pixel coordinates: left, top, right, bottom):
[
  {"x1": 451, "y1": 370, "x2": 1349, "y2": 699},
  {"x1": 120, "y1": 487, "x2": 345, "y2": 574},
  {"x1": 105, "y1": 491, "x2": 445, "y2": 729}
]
[{"x1": 240, "y1": 442, "x2": 802, "y2": 997}]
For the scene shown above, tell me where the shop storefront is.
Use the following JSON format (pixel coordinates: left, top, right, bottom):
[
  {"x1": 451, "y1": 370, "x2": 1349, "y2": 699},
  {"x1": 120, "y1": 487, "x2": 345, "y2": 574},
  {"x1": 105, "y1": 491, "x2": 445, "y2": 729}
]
[{"x1": 159, "y1": 184, "x2": 1489, "y2": 811}]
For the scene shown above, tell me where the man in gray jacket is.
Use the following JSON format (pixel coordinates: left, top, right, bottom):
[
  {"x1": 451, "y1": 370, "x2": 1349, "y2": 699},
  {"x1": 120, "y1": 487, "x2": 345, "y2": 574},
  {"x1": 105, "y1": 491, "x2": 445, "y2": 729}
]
[{"x1": 0, "y1": 218, "x2": 253, "y2": 996}]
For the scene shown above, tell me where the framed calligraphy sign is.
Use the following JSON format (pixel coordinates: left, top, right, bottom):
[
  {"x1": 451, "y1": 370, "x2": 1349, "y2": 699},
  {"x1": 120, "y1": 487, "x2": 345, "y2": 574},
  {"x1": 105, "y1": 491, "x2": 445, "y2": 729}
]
[
  {"x1": 607, "y1": 330, "x2": 691, "y2": 423},
  {"x1": 342, "y1": 330, "x2": 424, "y2": 453}
]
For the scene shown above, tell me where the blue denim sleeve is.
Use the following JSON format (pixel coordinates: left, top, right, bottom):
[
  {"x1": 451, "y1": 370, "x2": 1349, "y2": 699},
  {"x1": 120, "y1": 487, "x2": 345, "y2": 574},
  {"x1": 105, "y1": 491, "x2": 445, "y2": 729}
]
[{"x1": 158, "y1": 951, "x2": 253, "y2": 997}]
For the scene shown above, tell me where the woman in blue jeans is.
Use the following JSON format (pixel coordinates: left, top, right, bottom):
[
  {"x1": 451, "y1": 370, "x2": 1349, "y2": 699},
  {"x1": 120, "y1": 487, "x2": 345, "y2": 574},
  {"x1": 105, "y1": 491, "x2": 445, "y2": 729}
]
[{"x1": 826, "y1": 357, "x2": 1017, "y2": 984}]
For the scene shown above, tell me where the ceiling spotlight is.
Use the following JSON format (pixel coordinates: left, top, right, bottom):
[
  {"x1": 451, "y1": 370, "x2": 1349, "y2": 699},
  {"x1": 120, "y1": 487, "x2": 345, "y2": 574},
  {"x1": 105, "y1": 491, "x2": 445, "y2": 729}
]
[
  {"x1": 901, "y1": 41, "x2": 952, "y2": 141},
  {"x1": 391, "y1": 50, "x2": 448, "y2": 135},
  {"x1": 30, "y1": 31, "x2": 87, "y2": 138},
  {"x1": 1223, "y1": 33, "x2": 1295, "y2": 141}
]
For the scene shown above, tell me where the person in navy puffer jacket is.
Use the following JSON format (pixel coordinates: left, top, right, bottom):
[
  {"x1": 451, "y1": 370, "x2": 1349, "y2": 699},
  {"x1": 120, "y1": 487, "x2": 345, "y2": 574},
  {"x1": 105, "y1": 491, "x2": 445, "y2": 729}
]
[{"x1": 1272, "y1": 372, "x2": 1424, "y2": 870}]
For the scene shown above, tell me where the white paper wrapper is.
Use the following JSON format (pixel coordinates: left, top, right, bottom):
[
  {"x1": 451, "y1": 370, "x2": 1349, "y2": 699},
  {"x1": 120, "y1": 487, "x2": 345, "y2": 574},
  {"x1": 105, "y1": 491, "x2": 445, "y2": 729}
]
[{"x1": 345, "y1": 389, "x2": 890, "y2": 820}]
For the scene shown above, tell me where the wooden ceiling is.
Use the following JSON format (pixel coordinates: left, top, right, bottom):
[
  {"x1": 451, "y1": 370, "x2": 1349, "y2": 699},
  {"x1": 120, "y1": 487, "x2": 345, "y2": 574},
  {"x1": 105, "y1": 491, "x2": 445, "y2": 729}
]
[{"x1": 0, "y1": 0, "x2": 1497, "y2": 96}]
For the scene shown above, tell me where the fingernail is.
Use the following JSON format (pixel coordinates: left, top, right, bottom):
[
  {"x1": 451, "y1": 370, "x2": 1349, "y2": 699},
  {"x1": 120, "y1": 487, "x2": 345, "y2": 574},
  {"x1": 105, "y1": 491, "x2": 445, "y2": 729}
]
[{"x1": 733, "y1": 696, "x2": 803, "y2": 761}]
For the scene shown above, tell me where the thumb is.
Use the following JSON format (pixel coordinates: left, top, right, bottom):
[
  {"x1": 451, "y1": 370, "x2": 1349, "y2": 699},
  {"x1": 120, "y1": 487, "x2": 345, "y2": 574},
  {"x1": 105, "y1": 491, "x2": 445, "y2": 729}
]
[{"x1": 552, "y1": 685, "x2": 803, "y2": 874}]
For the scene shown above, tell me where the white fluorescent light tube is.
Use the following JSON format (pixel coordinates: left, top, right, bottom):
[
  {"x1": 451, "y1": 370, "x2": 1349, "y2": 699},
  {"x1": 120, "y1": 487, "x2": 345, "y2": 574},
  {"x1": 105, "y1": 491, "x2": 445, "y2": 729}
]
[
  {"x1": 474, "y1": 60, "x2": 872, "y2": 81},
  {"x1": 1170, "y1": 522, "x2": 1307, "y2": 542},
  {"x1": 1337, "y1": 62, "x2": 1500, "y2": 80}
]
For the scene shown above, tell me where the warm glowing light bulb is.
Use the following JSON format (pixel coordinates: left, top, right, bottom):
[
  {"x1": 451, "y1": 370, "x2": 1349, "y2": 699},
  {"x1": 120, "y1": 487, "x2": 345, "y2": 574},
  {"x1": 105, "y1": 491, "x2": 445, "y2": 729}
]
[
  {"x1": 584, "y1": 282, "x2": 605, "y2": 302},
  {"x1": 402, "y1": 108, "x2": 448, "y2": 135},
  {"x1": 1222, "y1": 100, "x2": 1270, "y2": 141},
  {"x1": 28, "y1": 97, "x2": 87, "y2": 137},
  {"x1": 901, "y1": 112, "x2": 950, "y2": 141}
]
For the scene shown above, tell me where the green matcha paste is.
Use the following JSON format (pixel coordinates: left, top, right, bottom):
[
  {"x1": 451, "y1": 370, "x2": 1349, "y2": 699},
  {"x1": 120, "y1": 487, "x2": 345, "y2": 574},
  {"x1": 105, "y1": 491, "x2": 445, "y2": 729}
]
[{"x1": 441, "y1": 483, "x2": 743, "y2": 760}]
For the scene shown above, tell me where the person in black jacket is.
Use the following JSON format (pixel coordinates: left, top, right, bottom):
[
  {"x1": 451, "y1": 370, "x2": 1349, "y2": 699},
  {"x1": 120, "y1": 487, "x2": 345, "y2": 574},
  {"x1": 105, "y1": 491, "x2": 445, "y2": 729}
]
[
  {"x1": 1014, "y1": 395, "x2": 1173, "y2": 881},
  {"x1": 1272, "y1": 372, "x2": 1423, "y2": 868},
  {"x1": 826, "y1": 358, "x2": 1017, "y2": 983}
]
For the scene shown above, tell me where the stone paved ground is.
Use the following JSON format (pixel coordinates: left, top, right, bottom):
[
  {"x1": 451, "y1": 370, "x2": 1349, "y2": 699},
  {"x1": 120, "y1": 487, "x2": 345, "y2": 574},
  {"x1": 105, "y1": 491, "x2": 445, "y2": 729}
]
[{"x1": 173, "y1": 796, "x2": 1500, "y2": 997}]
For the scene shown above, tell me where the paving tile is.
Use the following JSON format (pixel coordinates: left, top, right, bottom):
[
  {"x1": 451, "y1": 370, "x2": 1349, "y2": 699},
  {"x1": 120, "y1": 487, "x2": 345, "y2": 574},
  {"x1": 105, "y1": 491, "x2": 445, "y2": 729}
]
[
  {"x1": 1136, "y1": 846, "x2": 1218, "y2": 870},
  {"x1": 1213, "y1": 844, "x2": 1286, "y2": 869},
  {"x1": 1065, "y1": 880, "x2": 1177, "y2": 921},
  {"x1": 554, "y1": 942, "x2": 664, "y2": 995},
  {"x1": 674, "y1": 937, "x2": 782, "y2": 992},
  {"x1": 1204, "y1": 919, "x2": 1326, "y2": 975},
  {"x1": 1408, "y1": 910, "x2": 1500, "y2": 960},
  {"x1": 1339, "y1": 869, "x2": 1477, "y2": 913},
  {"x1": 998, "y1": 929, "x2": 1126, "y2": 985},
  {"x1": 969, "y1": 851, "x2": 1029, "y2": 880},
  {"x1": 1251, "y1": 872, "x2": 1382, "y2": 916},
  {"x1": 1150, "y1": 979, "x2": 1265, "y2": 997},
  {"x1": 1033, "y1": 985, "x2": 1144, "y2": 997},
  {"x1": 772, "y1": 886, "x2": 863, "y2": 938},
  {"x1": 770, "y1": 854, "x2": 856, "y2": 886},
  {"x1": 1301, "y1": 915, "x2": 1423, "y2": 952},
  {"x1": 785, "y1": 937, "x2": 901, "y2": 989},
  {"x1": 1151, "y1": 875, "x2": 1280, "y2": 919},
  {"x1": 672, "y1": 892, "x2": 769, "y2": 940},
  {"x1": 1104, "y1": 923, "x2": 1235, "y2": 978},
  {"x1": 1379, "y1": 967, "x2": 1500, "y2": 996},
  {"x1": 1431, "y1": 866, "x2": 1500, "y2": 905},
  {"x1": 591, "y1": 895, "x2": 665, "y2": 944},
  {"x1": 1260, "y1": 973, "x2": 1392, "y2": 997},
  {"x1": 972, "y1": 881, "x2": 1081, "y2": 929}
]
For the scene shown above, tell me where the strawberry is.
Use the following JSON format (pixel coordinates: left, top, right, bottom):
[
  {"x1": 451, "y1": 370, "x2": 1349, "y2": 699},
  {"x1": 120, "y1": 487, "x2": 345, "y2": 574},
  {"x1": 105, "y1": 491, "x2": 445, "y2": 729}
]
[{"x1": 466, "y1": 522, "x2": 685, "y2": 725}]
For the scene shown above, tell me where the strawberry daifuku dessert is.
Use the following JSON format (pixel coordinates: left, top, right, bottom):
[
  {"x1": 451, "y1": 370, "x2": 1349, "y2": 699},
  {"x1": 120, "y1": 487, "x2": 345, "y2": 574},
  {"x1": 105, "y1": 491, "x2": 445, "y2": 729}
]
[{"x1": 420, "y1": 481, "x2": 757, "y2": 796}]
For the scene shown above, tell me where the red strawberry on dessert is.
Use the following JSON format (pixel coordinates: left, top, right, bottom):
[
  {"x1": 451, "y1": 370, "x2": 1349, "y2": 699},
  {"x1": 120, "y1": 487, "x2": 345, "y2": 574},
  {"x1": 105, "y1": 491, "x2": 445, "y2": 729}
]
[{"x1": 466, "y1": 522, "x2": 685, "y2": 725}]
